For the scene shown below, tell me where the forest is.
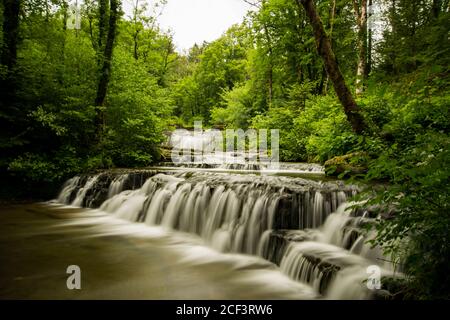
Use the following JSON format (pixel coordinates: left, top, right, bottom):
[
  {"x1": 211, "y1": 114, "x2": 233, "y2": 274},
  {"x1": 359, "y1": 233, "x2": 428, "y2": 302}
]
[{"x1": 0, "y1": 0, "x2": 449, "y2": 299}]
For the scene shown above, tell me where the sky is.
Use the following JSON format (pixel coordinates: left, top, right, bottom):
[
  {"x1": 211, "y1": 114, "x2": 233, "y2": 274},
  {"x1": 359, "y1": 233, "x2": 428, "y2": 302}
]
[{"x1": 123, "y1": 0, "x2": 254, "y2": 53}]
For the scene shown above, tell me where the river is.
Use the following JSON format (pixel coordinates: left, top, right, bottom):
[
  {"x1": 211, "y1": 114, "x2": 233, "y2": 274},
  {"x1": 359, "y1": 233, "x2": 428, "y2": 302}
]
[{"x1": 0, "y1": 165, "x2": 398, "y2": 299}]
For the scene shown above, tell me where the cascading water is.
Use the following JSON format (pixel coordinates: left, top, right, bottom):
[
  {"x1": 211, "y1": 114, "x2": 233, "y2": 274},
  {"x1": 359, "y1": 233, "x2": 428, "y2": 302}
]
[
  {"x1": 72, "y1": 175, "x2": 100, "y2": 207},
  {"x1": 108, "y1": 174, "x2": 130, "y2": 198},
  {"x1": 57, "y1": 176, "x2": 81, "y2": 203},
  {"x1": 155, "y1": 161, "x2": 325, "y2": 174},
  {"x1": 56, "y1": 168, "x2": 399, "y2": 299}
]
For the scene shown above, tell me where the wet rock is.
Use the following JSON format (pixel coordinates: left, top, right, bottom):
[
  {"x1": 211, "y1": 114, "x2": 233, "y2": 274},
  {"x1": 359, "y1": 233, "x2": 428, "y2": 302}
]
[{"x1": 262, "y1": 230, "x2": 316, "y2": 265}]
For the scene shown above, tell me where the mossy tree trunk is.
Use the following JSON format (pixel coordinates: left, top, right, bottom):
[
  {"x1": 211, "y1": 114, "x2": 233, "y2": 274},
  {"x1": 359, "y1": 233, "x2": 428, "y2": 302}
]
[{"x1": 297, "y1": 0, "x2": 367, "y2": 135}]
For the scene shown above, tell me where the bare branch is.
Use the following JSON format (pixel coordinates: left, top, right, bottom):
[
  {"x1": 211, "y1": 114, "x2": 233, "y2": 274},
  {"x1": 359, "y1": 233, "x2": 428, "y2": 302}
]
[{"x1": 242, "y1": 0, "x2": 261, "y2": 9}]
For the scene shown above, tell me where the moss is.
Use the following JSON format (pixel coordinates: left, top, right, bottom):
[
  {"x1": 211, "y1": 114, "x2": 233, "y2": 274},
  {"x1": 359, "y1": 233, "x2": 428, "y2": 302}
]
[{"x1": 324, "y1": 152, "x2": 370, "y2": 177}]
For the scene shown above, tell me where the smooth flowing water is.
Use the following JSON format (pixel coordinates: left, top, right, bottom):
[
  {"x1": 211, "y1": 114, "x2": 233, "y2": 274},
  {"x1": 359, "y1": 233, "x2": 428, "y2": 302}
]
[
  {"x1": 0, "y1": 203, "x2": 316, "y2": 299},
  {"x1": 51, "y1": 165, "x2": 399, "y2": 299}
]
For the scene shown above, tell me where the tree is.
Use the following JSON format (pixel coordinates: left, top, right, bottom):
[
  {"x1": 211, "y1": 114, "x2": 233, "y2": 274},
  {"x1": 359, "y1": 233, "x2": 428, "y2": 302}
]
[
  {"x1": 94, "y1": 0, "x2": 121, "y2": 141},
  {"x1": 352, "y1": 0, "x2": 367, "y2": 95},
  {"x1": 0, "y1": 0, "x2": 21, "y2": 105},
  {"x1": 171, "y1": 25, "x2": 249, "y2": 123},
  {"x1": 296, "y1": 0, "x2": 366, "y2": 135},
  {"x1": 366, "y1": 0, "x2": 372, "y2": 76},
  {"x1": 257, "y1": 0, "x2": 274, "y2": 106},
  {"x1": 0, "y1": 0, "x2": 23, "y2": 159}
]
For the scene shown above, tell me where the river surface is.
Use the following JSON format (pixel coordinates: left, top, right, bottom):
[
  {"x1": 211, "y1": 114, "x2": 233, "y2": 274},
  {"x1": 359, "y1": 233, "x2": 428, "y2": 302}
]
[
  {"x1": 0, "y1": 165, "x2": 397, "y2": 299},
  {"x1": 0, "y1": 202, "x2": 316, "y2": 299}
]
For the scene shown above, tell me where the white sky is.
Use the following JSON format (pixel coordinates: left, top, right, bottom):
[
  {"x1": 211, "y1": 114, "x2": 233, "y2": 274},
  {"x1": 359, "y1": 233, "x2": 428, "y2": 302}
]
[{"x1": 123, "y1": 0, "x2": 254, "y2": 53}]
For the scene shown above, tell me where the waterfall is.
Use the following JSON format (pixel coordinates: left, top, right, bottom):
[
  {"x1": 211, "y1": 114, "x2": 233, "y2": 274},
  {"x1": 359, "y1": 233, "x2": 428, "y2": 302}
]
[
  {"x1": 155, "y1": 161, "x2": 326, "y2": 174},
  {"x1": 279, "y1": 241, "x2": 367, "y2": 295},
  {"x1": 56, "y1": 169, "x2": 398, "y2": 299},
  {"x1": 108, "y1": 174, "x2": 129, "y2": 198},
  {"x1": 57, "y1": 176, "x2": 81, "y2": 203},
  {"x1": 72, "y1": 175, "x2": 100, "y2": 207}
]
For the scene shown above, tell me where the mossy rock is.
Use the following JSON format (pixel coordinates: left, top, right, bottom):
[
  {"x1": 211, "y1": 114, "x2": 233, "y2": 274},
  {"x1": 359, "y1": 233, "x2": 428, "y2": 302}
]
[
  {"x1": 324, "y1": 152, "x2": 369, "y2": 177},
  {"x1": 159, "y1": 147, "x2": 172, "y2": 161}
]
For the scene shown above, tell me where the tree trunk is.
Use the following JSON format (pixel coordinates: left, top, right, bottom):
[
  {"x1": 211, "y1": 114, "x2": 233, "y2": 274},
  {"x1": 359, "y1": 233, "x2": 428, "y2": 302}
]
[
  {"x1": 387, "y1": 0, "x2": 397, "y2": 74},
  {"x1": 94, "y1": 0, "x2": 119, "y2": 139},
  {"x1": 58, "y1": 0, "x2": 68, "y2": 85},
  {"x1": 367, "y1": 0, "x2": 372, "y2": 76},
  {"x1": 0, "y1": 0, "x2": 21, "y2": 105},
  {"x1": 263, "y1": 24, "x2": 273, "y2": 106},
  {"x1": 158, "y1": 38, "x2": 174, "y2": 86},
  {"x1": 297, "y1": 0, "x2": 366, "y2": 135},
  {"x1": 133, "y1": 32, "x2": 139, "y2": 60},
  {"x1": 133, "y1": 0, "x2": 139, "y2": 60},
  {"x1": 261, "y1": 0, "x2": 273, "y2": 106},
  {"x1": 98, "y1": 0, "x2": 108, "y2": 51},
  {"x1": 324, "y1": 0, "x2": 337, "y2": 94},
  {"x1": 353, "y1": 0, "x2": 367, "y2": 96},
  {"x1": 432, "y1": 0, "x2": 442, "y2": 19}
]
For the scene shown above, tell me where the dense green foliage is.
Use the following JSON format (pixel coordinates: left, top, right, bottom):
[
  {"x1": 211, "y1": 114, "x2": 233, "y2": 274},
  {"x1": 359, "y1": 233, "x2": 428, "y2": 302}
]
[
  {"x1": 0, "y1": 0, "x2": 449, "y2": 299},
  {"x1": 0, "y1": 0, "x2": 177, "y2": 196}
]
